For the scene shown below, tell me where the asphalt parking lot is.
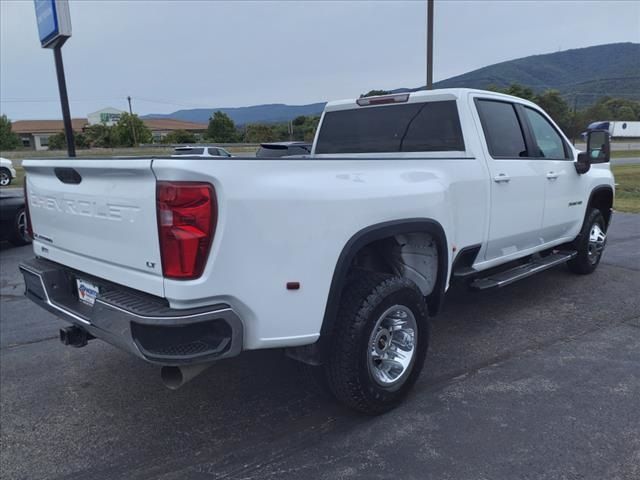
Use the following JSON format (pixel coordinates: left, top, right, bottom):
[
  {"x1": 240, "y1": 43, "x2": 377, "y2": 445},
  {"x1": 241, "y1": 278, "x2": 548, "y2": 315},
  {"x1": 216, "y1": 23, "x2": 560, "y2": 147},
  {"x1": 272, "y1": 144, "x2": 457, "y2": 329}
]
[{"x1": 1, "y1": 214, "x2": 639, "y2": 480}]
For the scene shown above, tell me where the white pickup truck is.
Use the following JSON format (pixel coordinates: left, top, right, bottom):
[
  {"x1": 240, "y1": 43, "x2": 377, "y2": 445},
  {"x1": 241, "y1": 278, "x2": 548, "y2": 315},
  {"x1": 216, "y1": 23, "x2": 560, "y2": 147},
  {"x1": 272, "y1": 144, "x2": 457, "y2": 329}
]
[{"x1": 20, "y1": 89, "x2": 614, "y2": 414}]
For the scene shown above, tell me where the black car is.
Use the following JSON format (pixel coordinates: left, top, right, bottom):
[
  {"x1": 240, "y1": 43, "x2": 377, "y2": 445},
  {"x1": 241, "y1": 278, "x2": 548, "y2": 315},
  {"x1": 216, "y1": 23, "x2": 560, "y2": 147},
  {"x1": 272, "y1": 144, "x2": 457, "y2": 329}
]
[
  {"x1": 255, "y1": 142, "x2": 312, "y2": 158},
  {"x1": 0, "y1": 190, "x2": 31, "y2": 246}
]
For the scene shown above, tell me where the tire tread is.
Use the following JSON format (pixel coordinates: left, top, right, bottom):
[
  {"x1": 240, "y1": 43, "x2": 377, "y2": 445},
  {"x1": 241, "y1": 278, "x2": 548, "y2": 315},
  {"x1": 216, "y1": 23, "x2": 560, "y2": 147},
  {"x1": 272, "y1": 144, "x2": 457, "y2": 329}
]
[{"x1": 325, "y1": 270, "x2": 428, "y2": 414}]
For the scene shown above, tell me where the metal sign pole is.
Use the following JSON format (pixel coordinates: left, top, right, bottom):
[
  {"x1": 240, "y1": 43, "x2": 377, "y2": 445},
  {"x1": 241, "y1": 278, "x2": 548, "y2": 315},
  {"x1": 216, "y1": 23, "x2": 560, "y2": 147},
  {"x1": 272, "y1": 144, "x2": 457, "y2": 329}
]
[
  {"x1": 53, "y1": 45, "x2": 75, "y2": 157},
  {"x1": 34, "y1": 0, "x2": 74, "y2": 156}
]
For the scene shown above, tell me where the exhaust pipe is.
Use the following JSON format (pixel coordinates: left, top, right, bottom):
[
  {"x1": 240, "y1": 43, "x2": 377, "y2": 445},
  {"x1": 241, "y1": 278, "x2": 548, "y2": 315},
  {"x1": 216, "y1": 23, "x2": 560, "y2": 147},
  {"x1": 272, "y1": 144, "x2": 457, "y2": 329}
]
[{"x1": 160, "y1": 363, "x2": 213, "y2": 390}]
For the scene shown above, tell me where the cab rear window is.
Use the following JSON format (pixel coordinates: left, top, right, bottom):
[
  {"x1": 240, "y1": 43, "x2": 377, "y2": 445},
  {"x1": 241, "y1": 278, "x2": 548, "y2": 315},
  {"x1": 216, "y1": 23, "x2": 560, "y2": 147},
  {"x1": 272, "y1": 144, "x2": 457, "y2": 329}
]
[{"x1": 315, "y1": 100, "x2": 465, "y2": 154}]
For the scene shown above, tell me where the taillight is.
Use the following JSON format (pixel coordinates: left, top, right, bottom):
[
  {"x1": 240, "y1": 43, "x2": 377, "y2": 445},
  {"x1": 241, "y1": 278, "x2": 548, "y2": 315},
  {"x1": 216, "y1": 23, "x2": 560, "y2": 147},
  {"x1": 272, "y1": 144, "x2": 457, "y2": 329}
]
[
  {"x1": 23, "y1": 178, "x2": 33, "y2": 239},
  {"x1": 156, "y1": 182, "x2": 216, "y2": 279}
]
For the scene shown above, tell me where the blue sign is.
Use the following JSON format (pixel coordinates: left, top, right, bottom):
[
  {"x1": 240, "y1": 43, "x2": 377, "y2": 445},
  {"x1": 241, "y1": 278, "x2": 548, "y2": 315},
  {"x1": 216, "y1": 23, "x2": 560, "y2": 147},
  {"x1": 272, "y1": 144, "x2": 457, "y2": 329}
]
[
  {"x1": 34, "y1": 0, "x2": 59, "y2": 46},
  {"x1": 34, "y1": 0, "x2": 71, "y2": 48}
]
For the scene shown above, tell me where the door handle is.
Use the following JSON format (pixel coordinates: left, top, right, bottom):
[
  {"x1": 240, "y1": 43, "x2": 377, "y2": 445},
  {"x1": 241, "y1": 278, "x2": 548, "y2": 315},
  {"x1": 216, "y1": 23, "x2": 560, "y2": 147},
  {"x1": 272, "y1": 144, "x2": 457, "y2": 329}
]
[
  {"x1": 493, "y1": 173, "x2": 511, "y2": 183},
  {"x1": 546, "y1": 171, "x2": 559, "y2": 180}
]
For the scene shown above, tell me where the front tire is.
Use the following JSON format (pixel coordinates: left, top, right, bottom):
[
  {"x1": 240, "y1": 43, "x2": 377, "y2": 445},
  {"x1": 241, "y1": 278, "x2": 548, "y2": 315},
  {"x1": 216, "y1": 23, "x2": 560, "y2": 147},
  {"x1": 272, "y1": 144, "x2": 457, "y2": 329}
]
[
  {"x1": 325, "y1": 271, "x2": 429, "y2": 415},
  {"x1": 567, "y1": 208, "x2": 606, "y2": 274},
  {"x1": 0, "y1": 168, "x2": 11, "y2": 187}
]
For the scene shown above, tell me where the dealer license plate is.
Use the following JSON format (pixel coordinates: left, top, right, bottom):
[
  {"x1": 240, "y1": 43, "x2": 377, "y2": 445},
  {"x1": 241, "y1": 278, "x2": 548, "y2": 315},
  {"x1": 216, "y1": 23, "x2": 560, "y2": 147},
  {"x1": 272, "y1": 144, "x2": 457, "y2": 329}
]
[{"x1": 76, "y1": 278, "x2": 99, "y2": 306}]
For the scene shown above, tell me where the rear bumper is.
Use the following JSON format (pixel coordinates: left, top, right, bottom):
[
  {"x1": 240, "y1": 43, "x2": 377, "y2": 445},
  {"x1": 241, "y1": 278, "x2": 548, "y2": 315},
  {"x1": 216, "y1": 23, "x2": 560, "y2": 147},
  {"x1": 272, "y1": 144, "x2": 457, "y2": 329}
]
[{"x1": 19, "y1": 257, "x2": 243, "y2": 366}]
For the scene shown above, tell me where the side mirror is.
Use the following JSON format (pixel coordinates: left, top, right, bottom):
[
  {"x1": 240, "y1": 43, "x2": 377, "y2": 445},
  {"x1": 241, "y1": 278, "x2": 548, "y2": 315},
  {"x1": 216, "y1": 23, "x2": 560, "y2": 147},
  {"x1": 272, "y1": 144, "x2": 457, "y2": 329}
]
[
  {"x1": 587, "y1": 129, "x2": 610, "y2": 163},
  {"x1": 575, "y1": 129, "x2": 610, "y2": 174}
]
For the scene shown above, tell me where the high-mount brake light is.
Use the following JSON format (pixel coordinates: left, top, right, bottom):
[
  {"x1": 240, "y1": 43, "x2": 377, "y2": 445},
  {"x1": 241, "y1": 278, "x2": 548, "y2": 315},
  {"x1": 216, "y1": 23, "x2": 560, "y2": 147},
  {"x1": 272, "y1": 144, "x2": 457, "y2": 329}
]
[
  {"x1": 356, "y1": 93, "x2": 410, "y2": 106},
  {"x1": 156, "y1": 182, "x2": 217, "y2": 280}
]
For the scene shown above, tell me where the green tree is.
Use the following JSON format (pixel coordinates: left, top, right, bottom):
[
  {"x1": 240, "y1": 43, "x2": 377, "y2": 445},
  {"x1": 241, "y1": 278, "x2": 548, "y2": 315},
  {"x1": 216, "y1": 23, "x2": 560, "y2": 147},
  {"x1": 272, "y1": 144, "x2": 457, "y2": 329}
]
[
  {"x1": 244, "y1": 124, "x2": 276, "y2": 143},
  {"x1": 47, "y1": 131, "x2": 88, "y2": 150},
  {"x1": 535, "y1": 90, "x2": 569, "y2": 123},
  {"x1": 0, "y1": 115, "x2": 19, "y2": 150},
  {"x1": 490, "y1": 84, "x2": 537, "y2": 102},
  {"x1": 535, "y1": 89, "x2": 571, "y2": 134},
  {"x1": 578, "y1": 97, "x2": 640, "y2": 135},
  {"x1": 506, "y1": 84, "x2": 536, "y2": 101},
  {"x1": 488, "y1": 83, "x2": 640, "y2": 139},
  {"x1": 162, "y1": 130, "x2": 197, "y2": 144},
  {"x1": 47, "y1": 132, "x2": 66, "y2": 150},
  {"x1": 84, "y1": 124, "x2": 117, "y2": 148},
  {"x1": 292, "y1": 115, "x2": 307, "y2": 126},
  {"x1": 360, "y1": 89, "x2": 391, "y2": 98},
  {"x1": 113, "y1": 112, "x2": 152, "y2": 147},
  {"x1": 290, "y1": 115, "x2": 320, "y2": 142},
  {"x1": 597, "y1": 98, "x2": 640, "y2": 120},
  {"x1": 75, "y1": 132, "x2": 88, "y2": 149},
  {"x1": 617, "y1": 106, "x2": 637, "y2": 120},
  {"x1": 207, "y1": 111, "x2": 237, "y2": 142}
]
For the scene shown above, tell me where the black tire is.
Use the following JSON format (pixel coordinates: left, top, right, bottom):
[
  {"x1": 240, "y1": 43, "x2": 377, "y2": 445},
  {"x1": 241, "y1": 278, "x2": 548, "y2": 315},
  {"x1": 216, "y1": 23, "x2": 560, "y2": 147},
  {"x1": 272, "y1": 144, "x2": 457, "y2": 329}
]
[
  {"x1": 8, "y1": 208, "x2": 31, "y2": 246},
  {"x1": 567, "y1": 208, "x2": 606, "y2": 275},
  {"x1": 0, "y1": 167, "x2": 11, "y2": 187},
  {"x1": 324, "y1": 271, "x2": 429, "y2": 415}
]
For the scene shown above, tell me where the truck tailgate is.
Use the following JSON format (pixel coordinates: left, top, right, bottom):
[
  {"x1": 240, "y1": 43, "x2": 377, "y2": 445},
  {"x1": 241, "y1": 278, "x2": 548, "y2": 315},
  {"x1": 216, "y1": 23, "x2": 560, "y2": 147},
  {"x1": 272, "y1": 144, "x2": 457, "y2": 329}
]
[{"x1": 24, "y1": 159, "x2": 164, "y2": 297}]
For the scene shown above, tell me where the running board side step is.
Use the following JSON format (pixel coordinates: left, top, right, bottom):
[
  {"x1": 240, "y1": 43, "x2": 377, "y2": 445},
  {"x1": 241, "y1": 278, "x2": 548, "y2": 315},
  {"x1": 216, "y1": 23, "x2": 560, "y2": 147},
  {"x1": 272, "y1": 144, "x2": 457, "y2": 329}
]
[{"x1": 470, "y1": 251, "x2": 577, "y2": 290}]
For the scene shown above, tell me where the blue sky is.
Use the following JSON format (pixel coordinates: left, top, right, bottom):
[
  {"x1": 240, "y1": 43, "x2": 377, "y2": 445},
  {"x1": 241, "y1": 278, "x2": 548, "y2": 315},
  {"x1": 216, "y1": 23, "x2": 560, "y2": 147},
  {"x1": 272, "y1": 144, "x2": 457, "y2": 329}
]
[{"x1": 1, "y1": 0, "x2": 639, "y2": 120}]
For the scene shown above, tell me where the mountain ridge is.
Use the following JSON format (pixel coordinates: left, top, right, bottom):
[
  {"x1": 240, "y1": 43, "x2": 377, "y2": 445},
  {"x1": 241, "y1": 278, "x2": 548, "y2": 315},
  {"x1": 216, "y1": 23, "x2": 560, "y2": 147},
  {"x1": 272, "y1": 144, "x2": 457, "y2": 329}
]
[{"x1": 144, "y1": 42, "x2": 640, "y2": 125}]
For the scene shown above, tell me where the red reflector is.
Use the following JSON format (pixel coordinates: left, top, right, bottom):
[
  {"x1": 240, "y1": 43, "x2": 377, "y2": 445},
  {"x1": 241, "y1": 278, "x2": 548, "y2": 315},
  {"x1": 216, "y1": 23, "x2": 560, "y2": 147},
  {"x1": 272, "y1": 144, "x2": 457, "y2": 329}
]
[
  {"x1": 23, "y1": 179, "x2": 33, "y2": 240},
  {"x1": 156, "y1": 182, "x2": 216, "y2": 279}
]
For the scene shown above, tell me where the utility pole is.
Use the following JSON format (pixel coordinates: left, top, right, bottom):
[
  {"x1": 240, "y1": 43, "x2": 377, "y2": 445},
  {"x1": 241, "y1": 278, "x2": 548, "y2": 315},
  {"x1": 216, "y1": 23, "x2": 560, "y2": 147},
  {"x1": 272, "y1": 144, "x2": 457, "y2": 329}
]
[
  {"x1": 571, "y1": 94, "x2": 579, "y2": 145},
  {"x1": 426, "y1": 0, "x2": 434, "y2": 90},
  {"x1": 127, "y1": 95, "x2": 138, "y2": 146}
]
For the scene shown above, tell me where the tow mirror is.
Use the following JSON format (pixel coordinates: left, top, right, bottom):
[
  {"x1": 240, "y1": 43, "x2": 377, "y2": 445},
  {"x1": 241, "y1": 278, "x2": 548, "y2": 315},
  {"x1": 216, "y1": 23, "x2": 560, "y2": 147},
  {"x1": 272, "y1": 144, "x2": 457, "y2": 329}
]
[
  {"x1": 575, "y1": 129, "x2": 610, "y2": 174},
  {"x1": 587, "y1": 130, "x2": 610, "y2": 163}
]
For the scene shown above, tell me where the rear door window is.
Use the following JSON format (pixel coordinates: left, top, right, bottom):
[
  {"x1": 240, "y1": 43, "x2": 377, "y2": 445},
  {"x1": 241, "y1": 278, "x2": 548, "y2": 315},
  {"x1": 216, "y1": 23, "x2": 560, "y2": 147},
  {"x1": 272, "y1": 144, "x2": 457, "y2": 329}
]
[
  {"x1": 315, "y1": 100, "x2": 465, "y2": 154},
  {"x1": 476, "y1": 100, "x2": 527, "y2": 158}
]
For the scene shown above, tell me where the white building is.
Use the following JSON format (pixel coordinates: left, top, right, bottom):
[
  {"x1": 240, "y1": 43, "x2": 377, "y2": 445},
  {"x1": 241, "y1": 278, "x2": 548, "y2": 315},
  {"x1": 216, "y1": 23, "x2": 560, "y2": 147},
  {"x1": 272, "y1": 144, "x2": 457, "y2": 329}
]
[
  {"x1": 87, "y1": 107, "x2": 124, "y2": 126},
  {"x1": 12, "y1": 107, "x2": 208, "y2": 150}
]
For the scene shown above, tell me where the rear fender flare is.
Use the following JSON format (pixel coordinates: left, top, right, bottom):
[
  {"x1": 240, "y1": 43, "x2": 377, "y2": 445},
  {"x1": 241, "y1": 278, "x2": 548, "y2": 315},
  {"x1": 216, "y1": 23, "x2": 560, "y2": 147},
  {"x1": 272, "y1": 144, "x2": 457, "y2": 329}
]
[{"x1": 319, "y1": 218, "x2": 449, "y2": 341}]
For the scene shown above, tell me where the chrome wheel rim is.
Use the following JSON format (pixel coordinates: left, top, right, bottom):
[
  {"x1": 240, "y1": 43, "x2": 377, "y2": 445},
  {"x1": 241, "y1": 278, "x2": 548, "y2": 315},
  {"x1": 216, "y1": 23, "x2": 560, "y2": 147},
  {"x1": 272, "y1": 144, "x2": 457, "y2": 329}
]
[
  {"x1": 0, "y1": 172, "x2": 9, "y2": 186},
  {"x1": 587, "y1": 223, "x2": 606, "y2": 264},
  {"x1": 368, "y1": 305, "x2": 417, "y2": 388},
  {"x1": 17, "y1": 211, "x2": 28, "y2": 242}
]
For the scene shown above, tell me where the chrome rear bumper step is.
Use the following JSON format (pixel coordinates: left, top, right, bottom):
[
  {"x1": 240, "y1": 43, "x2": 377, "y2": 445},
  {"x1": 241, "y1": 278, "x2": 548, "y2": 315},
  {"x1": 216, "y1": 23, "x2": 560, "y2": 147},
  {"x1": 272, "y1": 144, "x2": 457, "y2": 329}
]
[
  {"x1": 470, "y1": 251, "x2": 577, "y2": 290},
  {"x1": 19, "y1": 257, "x2": 244, "y2": 365}
]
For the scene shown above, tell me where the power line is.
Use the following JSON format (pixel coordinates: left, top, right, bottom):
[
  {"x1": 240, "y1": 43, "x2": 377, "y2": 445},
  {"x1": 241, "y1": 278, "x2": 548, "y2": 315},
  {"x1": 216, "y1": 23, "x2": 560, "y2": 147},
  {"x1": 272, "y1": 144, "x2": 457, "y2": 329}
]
[
  {"x1": 0, "y1": 96, "x2": 219, "y2": 109},
  {"x1": 0, "y1": 98, "x2": 126, "y2": 103},
  {"x1": 2, "y1": 79, "x2": 638, "y2": 109}
]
